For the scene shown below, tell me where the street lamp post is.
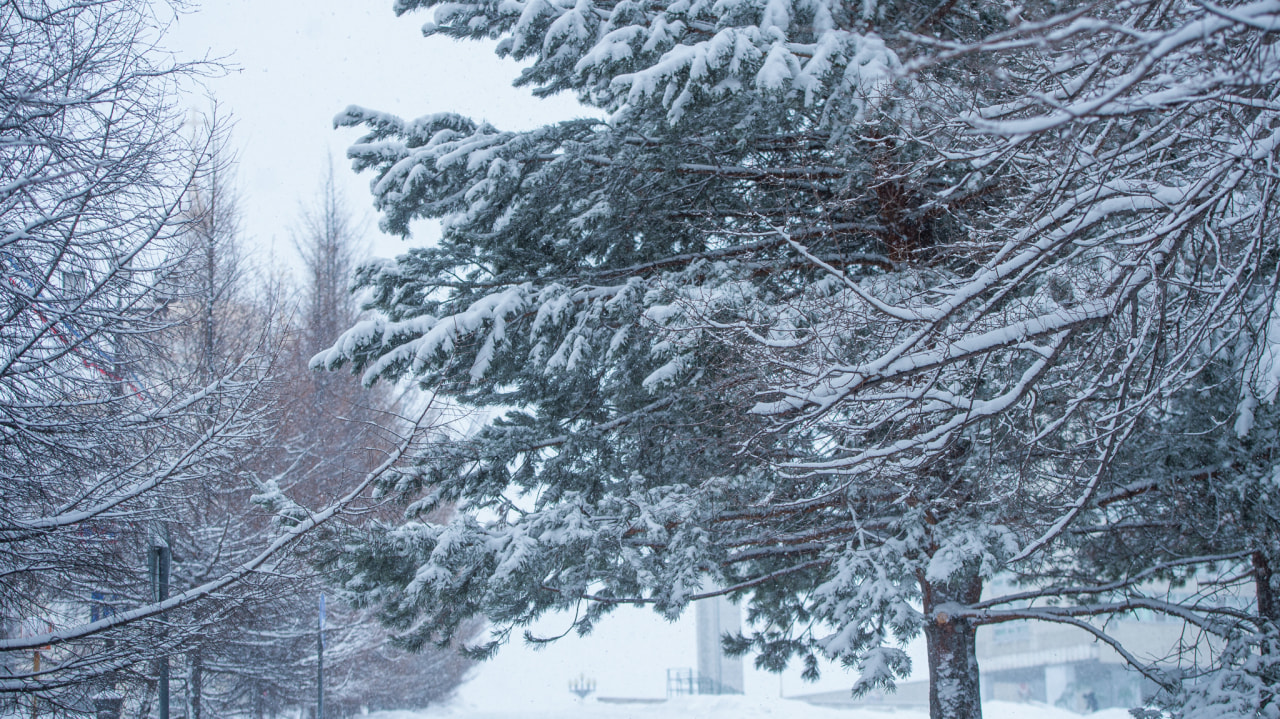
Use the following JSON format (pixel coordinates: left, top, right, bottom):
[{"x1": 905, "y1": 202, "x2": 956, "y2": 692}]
[{"x1": 149, "y1": 544, "x2": 171, "y2": 719}]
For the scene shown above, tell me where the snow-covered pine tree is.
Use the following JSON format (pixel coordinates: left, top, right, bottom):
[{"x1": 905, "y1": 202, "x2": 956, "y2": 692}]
[
  {"x1": 1071, "y1": 363, "x2": 1280, "y2": 719},
  {"x1": 902, "y1": 4, "x2": 1280, "y2": 715},
  {"x1": 322, "y1": 0, "x2": 1278, "y2": 716},
  {"x1": 315, "y1": 2, "x2": 1044, "y2": 719},
  {"x1": 674, "y1": 1, "x2": 1280, "y2": 715}
]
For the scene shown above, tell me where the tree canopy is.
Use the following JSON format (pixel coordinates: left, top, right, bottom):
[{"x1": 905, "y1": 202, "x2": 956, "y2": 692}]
[{"x1": 318, "y1": 1, "x2": 1280, "y2": 718}]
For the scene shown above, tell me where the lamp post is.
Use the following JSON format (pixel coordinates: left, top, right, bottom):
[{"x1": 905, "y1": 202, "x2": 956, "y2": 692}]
[{"x1": 149, "y1": 544, "x2": 170, "y2": 719}]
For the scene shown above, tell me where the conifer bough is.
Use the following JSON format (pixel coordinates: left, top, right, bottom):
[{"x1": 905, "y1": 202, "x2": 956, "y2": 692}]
[{"x1": 321, "y1": 1, "x2": 1280, "y2": 717}]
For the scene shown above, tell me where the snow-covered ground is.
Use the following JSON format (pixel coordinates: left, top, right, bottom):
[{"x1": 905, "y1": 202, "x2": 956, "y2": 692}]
[{"x1": 368, "y1": 695, "x2": 1133, "y2": 719}]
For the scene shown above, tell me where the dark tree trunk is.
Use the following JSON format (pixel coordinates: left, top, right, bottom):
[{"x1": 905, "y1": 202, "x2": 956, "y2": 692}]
[
  {"x1": 1256, "y1": 551, "x2": 1277, "y2": 623},
  {"x1": 252, "y1": 680, "x2": 264, "y2": 719},
  {"x1": 189, "y1": 651, "x2": 202, "y2": 719},
  {"x1": 1256, "y1": 549, "x2": 1280, "y2": 713},
  {"x1": 922, "y1": 566, "x2": 984, "y2": 719}
]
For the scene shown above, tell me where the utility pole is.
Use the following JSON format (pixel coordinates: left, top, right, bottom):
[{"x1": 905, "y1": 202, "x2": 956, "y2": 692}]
[
  {"x1": 317, "y1": 593, "x2": 325, "y2": 719},
  {"x1": 149, "y1": 544, "x2": 171, "y2": 719}
]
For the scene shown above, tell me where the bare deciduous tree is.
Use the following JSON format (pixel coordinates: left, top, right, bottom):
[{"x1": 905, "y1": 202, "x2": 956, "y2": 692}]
[{"x1": 0, "y1": 4, "x2": 432, "y2": 715}]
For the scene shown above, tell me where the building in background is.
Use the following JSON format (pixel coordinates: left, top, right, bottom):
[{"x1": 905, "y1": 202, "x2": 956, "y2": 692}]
[
  {"x1": 977, "y1": 613, "x2": 1171, "y2": 711},
  {"x1": 976, "y1": 578, "x2": 1248, "y2": 713},
  {"x1": 793, "y1": 579, "x2": 1245, "y2": 714},
  {"x1": 696, "y1": 596, "x2": 744, "y2": 695},
  {"x1": 666, "y1": 596, "x2": 745, "y2": 697}
]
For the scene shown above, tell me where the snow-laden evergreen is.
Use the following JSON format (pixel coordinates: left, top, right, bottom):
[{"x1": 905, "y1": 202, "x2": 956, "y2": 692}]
[
  {"x1": 402, "y1": 0, "x2": 903, "y2": 122},
  {"x1": 320, "y1": 1, "x2": 1280, "y2": 718}
]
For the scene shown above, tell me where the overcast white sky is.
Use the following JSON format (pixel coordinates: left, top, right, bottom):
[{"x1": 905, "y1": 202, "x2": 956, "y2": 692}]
[
  {"x1": 164, "y1": 0, "x2": 589, "y2": 269},
  {"x1": 164, "y1": 0, "x2": 911, "y2": 707}
]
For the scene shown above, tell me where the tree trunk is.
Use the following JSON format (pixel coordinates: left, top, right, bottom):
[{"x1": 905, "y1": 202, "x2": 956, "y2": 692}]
[
  {"x1": 252, "y1": 680, "x2": 264, "y2": 719},
  {"x1": 188, "y1": 652, "x2": 202, "y2": 719},
  {"x1": 922, "y1": 566, "x2": 984, "y2": 719},
  {"x1": 1256, "y1": 550, "x2": 1278, "y2": 713},
  {"x1": 1256, "y1": 551, "x2": 1277, "y2": 623}
]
